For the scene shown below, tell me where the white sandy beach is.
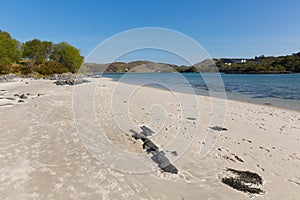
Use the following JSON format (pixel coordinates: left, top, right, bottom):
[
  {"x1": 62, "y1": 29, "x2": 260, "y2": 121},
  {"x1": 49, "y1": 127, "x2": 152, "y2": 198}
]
[{"x1": 1, "y1": 78, "x2": 300, "y2": 199}]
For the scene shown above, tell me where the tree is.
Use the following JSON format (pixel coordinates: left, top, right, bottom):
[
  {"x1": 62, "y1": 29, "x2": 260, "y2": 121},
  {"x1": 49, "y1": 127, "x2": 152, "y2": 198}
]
[
  {"x1": 0, "y1": 30, "x2": 22, "y2": 63},
  {"x1": 23, "y1": 39, "x2": 53, "y2": 63},
  {"x1": 51, "y1": 42, "x2": 83, "y2": 73},
  {"x1": 49, "y1": 42, "x2": 69, "y2": 61}
]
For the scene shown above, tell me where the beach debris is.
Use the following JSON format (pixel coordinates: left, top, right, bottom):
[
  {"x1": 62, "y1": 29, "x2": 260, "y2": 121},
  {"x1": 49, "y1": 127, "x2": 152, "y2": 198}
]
[
  {"x1": 130, "y1": 126, "x2": 178, "y2": 174},
  {"x1": 54, "y1": 78, "x2": 90, "y2": 86},
  {"x1": 210, "y1": 126, "x2": 228, "y2": 131},
  {"x1": 221, "y1": 168, "x2": 264, "y2": 194}
]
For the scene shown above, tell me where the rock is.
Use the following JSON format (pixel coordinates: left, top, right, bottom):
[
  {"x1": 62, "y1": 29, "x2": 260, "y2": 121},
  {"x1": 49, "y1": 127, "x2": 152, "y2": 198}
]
[
  {"x1": 160, "y1": 163, "x2": 178, "y2": 174},
  {"x1": 152, "y1": 151, "x2": 178, "y2": 174},
  {"x1": 19, "y1": 94, "x2": 27, "y2": 99},
  {"x1": 187, "y1": 117, "x2": 196, "y2": 120},
  {"x1": 170, "y1": 151, "x2": 178, "y2": 156},
  {"x1": 53, "y1": 80, "x2": 65, "y2": 85},
  {"x1": 0, "y1": 74, "x2": 16, "y2": 83},
  {"x1": 140, "y1": 126, "x2": 154, "y2": 137},
  {"x1": 130, "y1": 126, "x2": 179, "y2": 174},
  {"x1": 234, "y1": 155, "x2": 244, "y2": 162},
  {"x1": 142, "y1": 138, "x2": 159, "y2": 153},
  {"x1": 18, "y1": 100, "x2": 24, "y2": 103},
  {"x1": 130, "y1": 129, "x2": 145, "y2": 140},
  {"x1": 54, "y1": 78, "x2": 90, "y2": 86},
  {"x1": 210, "y1": 126, "x2": 228, "y2": 131}
]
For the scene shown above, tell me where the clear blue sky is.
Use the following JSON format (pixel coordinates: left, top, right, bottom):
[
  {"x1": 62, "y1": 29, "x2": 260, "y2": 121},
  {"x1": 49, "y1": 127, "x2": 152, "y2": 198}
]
[{"x1": 1, "y1": 0, "x2": 300, "y2": 64}]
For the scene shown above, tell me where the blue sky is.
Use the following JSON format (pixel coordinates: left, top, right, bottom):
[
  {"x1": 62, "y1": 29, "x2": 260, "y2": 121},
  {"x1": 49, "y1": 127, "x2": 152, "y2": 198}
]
[{"x1": 1, "y1": 0, "x2": 300, "y2": 64}]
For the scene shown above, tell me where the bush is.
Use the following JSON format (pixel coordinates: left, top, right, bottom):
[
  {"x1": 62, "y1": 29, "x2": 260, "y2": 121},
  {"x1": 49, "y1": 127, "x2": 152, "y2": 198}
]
[
  {"x1": 36, "y1": 61, "x2": 69, "y2": 75},
  {"x1": 0, "y1": 58, "x2": 11, "y2": 74}
]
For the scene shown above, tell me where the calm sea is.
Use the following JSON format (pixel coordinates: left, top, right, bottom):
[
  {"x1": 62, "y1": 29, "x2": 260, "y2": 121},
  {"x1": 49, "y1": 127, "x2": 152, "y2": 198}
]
[{"x1": 101, "y1": 73, "x2": 300, "y2": 111}]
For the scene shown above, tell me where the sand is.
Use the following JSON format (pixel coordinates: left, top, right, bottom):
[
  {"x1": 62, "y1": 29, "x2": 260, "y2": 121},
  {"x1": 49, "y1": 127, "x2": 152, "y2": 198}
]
[{"x1": 0, "y1": 78, "x2": 300, "y2": 199}]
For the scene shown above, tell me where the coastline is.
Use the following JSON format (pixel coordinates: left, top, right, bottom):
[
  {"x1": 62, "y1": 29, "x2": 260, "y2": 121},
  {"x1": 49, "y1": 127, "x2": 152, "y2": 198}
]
[{"x1": 1, "y1": 78, "x2": 300, "y2": 199}]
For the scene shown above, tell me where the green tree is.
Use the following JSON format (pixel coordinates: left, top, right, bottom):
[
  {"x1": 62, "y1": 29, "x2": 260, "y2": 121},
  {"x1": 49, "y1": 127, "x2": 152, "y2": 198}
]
[
  {"x1": 51, "y1": 42, "x2": 83, "y2": 73},
  {"x1": 0, "y1": 30, "x2": 22, "y2": 63},
  {"x1": 23, "y1": 39, "x2": 53, "y2": 63},
  {"x1": 50, "y1": 42, "x2": 69, "y2": 61}
]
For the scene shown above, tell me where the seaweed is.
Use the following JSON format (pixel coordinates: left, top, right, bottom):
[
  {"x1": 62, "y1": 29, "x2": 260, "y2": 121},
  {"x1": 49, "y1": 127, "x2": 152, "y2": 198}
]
[
  {"x1": 227, "y1": 168, "x2": 263, "y2": 185},
  {"x1": 222, "y1": 177, "x2": 263, "y2": 194},
  {"x1": 221, "y1": 168, "x2": 264, "y2": 194}
]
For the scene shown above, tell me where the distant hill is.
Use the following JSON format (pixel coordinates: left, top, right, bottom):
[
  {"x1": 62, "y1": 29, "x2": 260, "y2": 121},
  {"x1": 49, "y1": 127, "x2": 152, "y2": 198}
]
[
  {"x1": 84, "y1": 59, "x2": 219, "y2": 73},
  {"x1": 84, "y1": 52, "x2": 300, "y2": 74},
  {"x1": 84, "y1": 61, "x2": 182, "y2": 73}
]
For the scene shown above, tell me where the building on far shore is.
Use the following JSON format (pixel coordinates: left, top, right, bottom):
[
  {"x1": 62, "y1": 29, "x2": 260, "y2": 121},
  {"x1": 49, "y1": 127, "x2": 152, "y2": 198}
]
[{"x1": 221, "y1": 58, "x2": 248, "y2": 65}]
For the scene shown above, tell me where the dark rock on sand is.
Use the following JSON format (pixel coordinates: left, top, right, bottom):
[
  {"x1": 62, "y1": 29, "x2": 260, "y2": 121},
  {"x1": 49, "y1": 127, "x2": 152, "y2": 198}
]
[
  {"x1": 142, "y1": 138, "x2": 159, "y2": 153},
  {"x1": 130, "y1": 129, "x2": 145, "y2": 140},
  {"x1": 234, "y1": 155, "x2": 244, "y2": 162},
  {"x1": 131, "y1": 126, "x2": 178, "y2": 174},
  {"x1": 152, "y1": 151, "x2": 178, "y2": 174},
  {"x1": 54, "y1": 78, "x2": 90, "y2": 86},
  {"x1": 140, "y1": 126, "x2": 155, "y2": 137},
  {"x1": 170, "y1": 151, "x2": 178, "y2": 156},
  {"x1": 210, "y1": 126, "x2": 228, "y2": 131},
  {"x1": 187, "y1": 117, "x2": 196, "y2": 120},
  {"x1": 19, "y1": 94, "x2": 27, "y2": 99}
]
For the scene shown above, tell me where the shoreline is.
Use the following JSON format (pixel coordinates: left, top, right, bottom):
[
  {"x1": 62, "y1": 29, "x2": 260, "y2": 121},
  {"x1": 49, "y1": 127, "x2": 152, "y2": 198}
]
[
  {"x1": 1, "y1": 73, "x2": 299, "y2": 112},
  {"x1": 102, "y1": 75, "x2": 300, "y2": 113}
]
